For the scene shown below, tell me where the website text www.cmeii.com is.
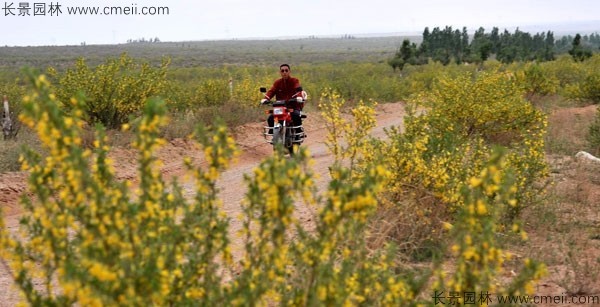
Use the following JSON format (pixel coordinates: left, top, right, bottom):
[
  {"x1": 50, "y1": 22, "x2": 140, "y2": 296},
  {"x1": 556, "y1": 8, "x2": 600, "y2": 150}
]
[
  {"x1": 2, "y1": 2, "x2": 169, "y2": 17},
  {"x1": 433, "y1": 291, "x2": 600, "y2": 306}
]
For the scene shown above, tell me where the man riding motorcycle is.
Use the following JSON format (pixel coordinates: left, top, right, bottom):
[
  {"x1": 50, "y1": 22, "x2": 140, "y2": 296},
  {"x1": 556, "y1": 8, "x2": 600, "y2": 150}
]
[{"x1": 261, "y1": 64, "x2": 305, "y2": 139}]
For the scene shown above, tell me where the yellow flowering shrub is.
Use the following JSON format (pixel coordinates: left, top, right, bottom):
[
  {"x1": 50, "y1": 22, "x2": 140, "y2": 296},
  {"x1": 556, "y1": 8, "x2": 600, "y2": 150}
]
[
  {"x1": 0, "y1": 73, "x2": 547, "y2": 306},
  {"x1": 164, "y1": 68, "x2": 271, "y2": 112},
  {"x1": 2, "y1": 73, "x2": 236, "y2": 305},
  {"x1": 229, "y1": 71, "x2": 273, "y2": 106},
  {"x1": 317, "y1": 90, "x2": 545, "y2": 303},
  {"x1": 318, "y1": 89, "x2": 377, "y2": 167},
  {"x1": 518, "y1": 62, "x2": 559, "y2": 97},
  {"x1": 50, "y1": 53, "x2": 169, "y2": 129},
  {"x1": 191, "y1": 79, "x2": 230, "y2": 106},
  {"x1": 1, "y1": 73, "x2": 418, "y2": 306},
  {"x1": 381, "y1": 70, "x2": 547, "y2": 220},
  {"x1": 434, "y1": 149, "x2": 546, "y2": 301},
  {"x1": 557, "y1": 54, "x2": 600, "y2": 103}
]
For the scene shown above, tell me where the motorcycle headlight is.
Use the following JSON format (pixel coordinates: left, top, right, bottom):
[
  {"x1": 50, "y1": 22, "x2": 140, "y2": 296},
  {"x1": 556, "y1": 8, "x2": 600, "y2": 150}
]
[{"x1": 273, "y1": 108, "x2": 284, "y2": 115}]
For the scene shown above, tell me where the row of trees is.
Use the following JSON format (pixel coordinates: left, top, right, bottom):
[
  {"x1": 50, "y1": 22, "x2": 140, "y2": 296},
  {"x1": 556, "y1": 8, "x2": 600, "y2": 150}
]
[
  {"x1": 126, "y1": 37, "x2": 161, "y2": 43},
  {"x1": 555, "y1": 32, "x2": 600, "y2": 52},
  {"x1": 389, "y1": 26, "x2": 598, "y2": 71}
]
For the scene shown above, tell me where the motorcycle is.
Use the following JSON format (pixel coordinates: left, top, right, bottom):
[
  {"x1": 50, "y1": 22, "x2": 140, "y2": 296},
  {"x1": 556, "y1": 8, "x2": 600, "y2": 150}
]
[{"x1": 260, "y1": 87, "x2": 307, "y2": 155}]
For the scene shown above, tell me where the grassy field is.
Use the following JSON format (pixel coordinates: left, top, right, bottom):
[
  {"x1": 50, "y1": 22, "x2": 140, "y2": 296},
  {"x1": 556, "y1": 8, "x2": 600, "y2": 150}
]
[{"x1": 0, "y1": 36, "x2": 420, "y2": 71}]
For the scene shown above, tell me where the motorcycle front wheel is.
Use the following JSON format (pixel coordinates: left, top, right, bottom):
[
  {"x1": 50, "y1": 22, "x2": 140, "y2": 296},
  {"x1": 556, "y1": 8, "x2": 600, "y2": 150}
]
[{"x1": 272, "y1": 125, "x2": 284, "y2": 153}]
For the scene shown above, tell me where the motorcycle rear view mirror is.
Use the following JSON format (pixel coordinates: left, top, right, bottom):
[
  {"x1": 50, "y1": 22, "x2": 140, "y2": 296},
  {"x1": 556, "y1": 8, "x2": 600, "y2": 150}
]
[{"x1": 260, "y1": 87, "x2": 267, "y2": 93}]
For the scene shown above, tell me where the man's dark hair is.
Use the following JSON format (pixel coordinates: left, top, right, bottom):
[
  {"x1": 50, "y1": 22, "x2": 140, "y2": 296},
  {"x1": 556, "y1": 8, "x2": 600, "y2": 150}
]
[{"x1": 280, "y1": 64, "x2": 290, "y2": 70}]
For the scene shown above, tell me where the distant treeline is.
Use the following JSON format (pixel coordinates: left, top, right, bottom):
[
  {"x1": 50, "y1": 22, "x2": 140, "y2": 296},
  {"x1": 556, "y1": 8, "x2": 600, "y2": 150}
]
[{"x1": 389, "y1": 26, "x2": 600, "y2": 70}]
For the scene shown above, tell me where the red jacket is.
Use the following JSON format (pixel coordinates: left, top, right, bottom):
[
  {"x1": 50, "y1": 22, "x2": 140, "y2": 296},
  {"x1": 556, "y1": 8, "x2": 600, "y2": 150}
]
[{"x1": 265, "y1": 77, "x2": 303, "y2": 110}]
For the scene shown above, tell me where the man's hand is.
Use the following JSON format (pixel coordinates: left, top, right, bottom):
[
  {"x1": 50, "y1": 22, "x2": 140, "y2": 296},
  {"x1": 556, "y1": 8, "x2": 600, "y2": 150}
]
[{"x1": 261, "y1": 98, "x2": 269, "y2": 104}]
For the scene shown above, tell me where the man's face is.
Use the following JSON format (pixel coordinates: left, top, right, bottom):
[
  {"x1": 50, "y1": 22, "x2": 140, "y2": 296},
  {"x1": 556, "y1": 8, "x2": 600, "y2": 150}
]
[{"x1": 280, "y1": 66, "x2": 290, "y2": 79}]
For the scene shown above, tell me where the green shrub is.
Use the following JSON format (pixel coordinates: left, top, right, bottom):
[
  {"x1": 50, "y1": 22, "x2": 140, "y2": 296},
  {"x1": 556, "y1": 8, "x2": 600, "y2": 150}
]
[
  {"x1": 587, "y1": 105, "x2": 600, "y2": 155},
  {"x1": 569, "y1": 72, "x2": 600, "y2": 104},
  {"x1": 520, "y1": 62, "x2": 559, "y2": 97},
  {"x1": 50, "y1": 53, "x2": 169, "y2": 129},
  {"x1": 378, "y1": 70, "x2": 547, "y2": 224}
]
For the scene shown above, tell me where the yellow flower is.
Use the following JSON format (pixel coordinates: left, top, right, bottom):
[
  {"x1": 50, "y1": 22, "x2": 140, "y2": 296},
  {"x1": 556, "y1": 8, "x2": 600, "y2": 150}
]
[
  {"x1": 89, "y1": 263, "x2": 117, "y2": 282},
  {"x1": 469, "y1": 177, "x2": 482, "y2": 187},
  {"x1": 476, "y1": 200, "x2": 487, "y2": 215}
]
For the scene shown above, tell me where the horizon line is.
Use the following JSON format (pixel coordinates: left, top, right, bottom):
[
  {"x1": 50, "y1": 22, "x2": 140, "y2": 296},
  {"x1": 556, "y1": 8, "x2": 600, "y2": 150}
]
[{"x1": 3, "y1": 21, "x2": 599, "y2": 48}]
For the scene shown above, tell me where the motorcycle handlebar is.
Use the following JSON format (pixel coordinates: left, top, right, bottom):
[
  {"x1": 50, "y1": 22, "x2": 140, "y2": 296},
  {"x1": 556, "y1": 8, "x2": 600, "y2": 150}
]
[{"x1": 261, "y1": 98, "x2": 304, "y2": 104}]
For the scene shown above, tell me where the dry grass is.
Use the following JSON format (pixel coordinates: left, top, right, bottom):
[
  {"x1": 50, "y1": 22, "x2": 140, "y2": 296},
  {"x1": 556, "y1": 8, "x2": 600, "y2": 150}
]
[
  {"x1": 0, "y1": 98, "x2": 292, "y2": 174},
  {"x1": 368, "y1": 192, "x2": 447, "y2": 263},
  {"x1": 545, "y1": 104, "x2": 597, "y2": 155},
  {"x1": 507, "y1": 101, "x2": 600, "y2": 295},
  {"x1": 161, "y1": 101, "x2": 262, "y2": 140},
  {"x1": 518, "y1": 153, "x2": 600, "y2": 296},
  {"x1": 0, "y1": 127, "x2": 44, "y2": 173}
]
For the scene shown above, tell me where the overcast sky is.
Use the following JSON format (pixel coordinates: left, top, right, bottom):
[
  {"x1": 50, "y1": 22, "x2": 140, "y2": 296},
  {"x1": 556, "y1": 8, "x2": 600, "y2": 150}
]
[{"x1": 1, "y1": 0, "x2": 599, "y2": 46}]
